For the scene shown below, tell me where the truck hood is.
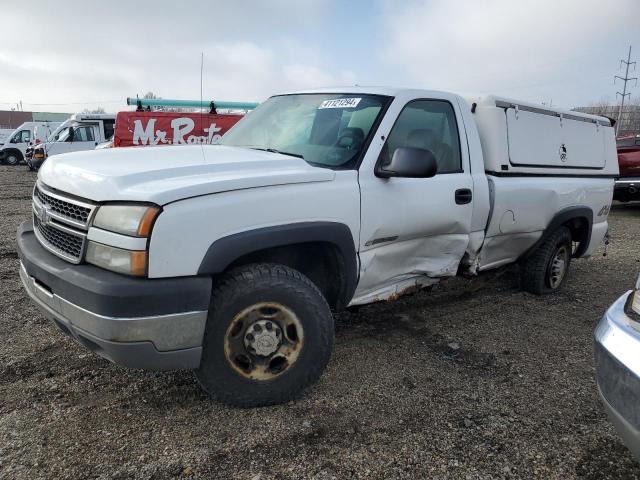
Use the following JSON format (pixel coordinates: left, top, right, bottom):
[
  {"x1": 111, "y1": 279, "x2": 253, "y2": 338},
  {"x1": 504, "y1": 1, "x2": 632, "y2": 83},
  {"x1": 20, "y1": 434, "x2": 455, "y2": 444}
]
[{"x1": 38, "y1": 145, "x2": 335, "y2": 205}]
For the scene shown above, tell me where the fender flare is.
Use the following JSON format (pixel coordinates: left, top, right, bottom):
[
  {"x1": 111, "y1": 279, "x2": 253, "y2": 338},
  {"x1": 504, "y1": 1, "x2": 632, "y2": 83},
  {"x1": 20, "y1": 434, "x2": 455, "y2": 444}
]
[
  {"x1": 521, "y1": 206, "x2": 593, "y2": 260},
  {"x1": 198, "y1": 221, "x2": 358, "y2": 306}
]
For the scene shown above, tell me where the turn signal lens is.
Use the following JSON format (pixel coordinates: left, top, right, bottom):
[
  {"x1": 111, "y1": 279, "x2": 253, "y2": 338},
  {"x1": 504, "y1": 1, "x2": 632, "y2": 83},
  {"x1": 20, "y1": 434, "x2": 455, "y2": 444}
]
[
  {"x1": 137, "y1": 207, "x2": 160, "y2": 237},
  {"x1": 85, "y1": 241, "x2": 148, "y2": 277}
]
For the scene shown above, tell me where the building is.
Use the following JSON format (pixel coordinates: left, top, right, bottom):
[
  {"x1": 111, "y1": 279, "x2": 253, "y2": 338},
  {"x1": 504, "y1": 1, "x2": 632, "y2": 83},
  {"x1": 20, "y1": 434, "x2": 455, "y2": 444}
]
[
  {"x1": 0, "y1": 110, "x2": 72, "y2": 130},
  {"x1": 572, "y1": 105, "x2": 640, "y2": 136}
]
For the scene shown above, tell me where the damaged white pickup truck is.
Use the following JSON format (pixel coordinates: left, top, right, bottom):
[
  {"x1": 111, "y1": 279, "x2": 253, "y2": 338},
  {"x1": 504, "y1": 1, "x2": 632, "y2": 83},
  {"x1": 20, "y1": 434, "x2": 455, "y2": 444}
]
[{"x1": 17, "y1": 87, "x2": 618, "y2": 406}]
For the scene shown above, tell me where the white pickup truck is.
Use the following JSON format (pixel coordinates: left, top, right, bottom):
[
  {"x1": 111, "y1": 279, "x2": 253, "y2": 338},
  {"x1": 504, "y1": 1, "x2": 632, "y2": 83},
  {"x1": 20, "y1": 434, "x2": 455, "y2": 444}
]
[{"x1": 17, "y1": 87, "x2": 617, "y2": 406}]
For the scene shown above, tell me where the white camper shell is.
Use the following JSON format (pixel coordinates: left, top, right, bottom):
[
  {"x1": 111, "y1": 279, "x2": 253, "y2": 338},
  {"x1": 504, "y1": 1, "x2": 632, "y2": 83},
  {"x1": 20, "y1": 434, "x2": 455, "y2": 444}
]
[{"x1": 470, "y1": 96, "x2": 617, "y2": 175}]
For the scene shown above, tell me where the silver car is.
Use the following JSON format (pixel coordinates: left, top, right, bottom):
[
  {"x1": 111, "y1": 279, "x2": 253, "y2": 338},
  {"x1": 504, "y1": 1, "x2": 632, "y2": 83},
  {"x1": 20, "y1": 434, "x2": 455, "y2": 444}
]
[{"x1": 595, "y1": 273, "x2": 640, "y2": 461}]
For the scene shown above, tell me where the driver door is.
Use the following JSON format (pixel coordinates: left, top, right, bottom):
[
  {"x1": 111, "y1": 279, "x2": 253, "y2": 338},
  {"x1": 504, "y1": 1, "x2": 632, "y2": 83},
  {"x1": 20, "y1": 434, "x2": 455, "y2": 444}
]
[{"x1": 355, "y1": 97, "x2": 474, "y2": 303}]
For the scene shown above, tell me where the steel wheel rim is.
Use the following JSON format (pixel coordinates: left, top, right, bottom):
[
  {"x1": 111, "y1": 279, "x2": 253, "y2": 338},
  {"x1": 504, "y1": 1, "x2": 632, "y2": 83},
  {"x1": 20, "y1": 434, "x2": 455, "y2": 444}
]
[
  {"x1": 547, "y1": 245, "x2": 569, "y2": 289},
  {"x1": 224, "y1": 302, "x2": 304, "y2": 380},
  {"x1": 6, "y1": 154, "x2": 18, "y2": 165}
]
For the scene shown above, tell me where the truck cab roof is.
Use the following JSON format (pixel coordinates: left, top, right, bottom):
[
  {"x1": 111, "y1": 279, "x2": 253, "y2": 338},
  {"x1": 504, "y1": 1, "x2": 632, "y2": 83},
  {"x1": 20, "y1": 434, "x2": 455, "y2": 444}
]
[{"x1": 283, "y1": 87, "x2": 612, "y2": 125}]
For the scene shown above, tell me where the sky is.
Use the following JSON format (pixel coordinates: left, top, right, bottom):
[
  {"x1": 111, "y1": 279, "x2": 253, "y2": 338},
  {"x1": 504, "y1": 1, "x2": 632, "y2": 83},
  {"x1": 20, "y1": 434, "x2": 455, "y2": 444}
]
[{"x1": 0, "y1": 0, "x2": 639, "y2": 113}]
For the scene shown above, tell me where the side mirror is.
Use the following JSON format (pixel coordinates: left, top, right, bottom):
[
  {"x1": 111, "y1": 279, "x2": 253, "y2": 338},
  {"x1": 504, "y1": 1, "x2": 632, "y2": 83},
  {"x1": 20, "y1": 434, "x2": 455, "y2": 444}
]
[{"x1": 375, "y1": 146, "x2": 438, "y2": 179}]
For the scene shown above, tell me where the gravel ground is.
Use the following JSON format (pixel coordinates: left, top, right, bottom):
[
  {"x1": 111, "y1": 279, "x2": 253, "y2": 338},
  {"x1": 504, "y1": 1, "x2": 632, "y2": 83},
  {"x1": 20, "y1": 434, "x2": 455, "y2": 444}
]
[{"x1": 0, "y1": 164, "x2": 639, "y2": 480}]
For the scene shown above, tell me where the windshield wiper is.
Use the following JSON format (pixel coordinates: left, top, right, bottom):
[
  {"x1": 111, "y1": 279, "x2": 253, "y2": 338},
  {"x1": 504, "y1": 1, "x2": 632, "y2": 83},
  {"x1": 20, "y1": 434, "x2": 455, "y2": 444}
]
[{"x1": 250, "y1": 147, "x2": 304, "y2": 159}]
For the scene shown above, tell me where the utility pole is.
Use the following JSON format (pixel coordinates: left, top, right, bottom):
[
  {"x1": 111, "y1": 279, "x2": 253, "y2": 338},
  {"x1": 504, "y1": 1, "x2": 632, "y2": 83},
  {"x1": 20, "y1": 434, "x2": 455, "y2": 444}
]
[{"x1": 614, "y1": 45, "x2": 637, "y2": 135}]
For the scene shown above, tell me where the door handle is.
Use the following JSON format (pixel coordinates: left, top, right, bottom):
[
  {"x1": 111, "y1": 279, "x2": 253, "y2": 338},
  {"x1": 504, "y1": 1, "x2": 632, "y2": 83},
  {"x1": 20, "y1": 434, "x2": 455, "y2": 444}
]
[{"x1": 455, "y1": 188, "x2": 472, "y2": 205}]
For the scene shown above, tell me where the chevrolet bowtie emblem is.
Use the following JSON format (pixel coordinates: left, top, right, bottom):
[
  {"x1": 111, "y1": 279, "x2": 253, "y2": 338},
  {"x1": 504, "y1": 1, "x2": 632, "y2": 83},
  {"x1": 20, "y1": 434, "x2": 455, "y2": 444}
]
[{"x1": 40, "y1": 205, "x2": 51, "y2": 226}]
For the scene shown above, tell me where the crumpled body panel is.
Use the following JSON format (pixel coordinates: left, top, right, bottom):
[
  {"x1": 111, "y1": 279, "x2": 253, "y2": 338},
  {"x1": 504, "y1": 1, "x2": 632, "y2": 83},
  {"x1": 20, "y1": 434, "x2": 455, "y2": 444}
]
[{"x1": 350, "y1": 234, "x2": 468, "y2": 305}]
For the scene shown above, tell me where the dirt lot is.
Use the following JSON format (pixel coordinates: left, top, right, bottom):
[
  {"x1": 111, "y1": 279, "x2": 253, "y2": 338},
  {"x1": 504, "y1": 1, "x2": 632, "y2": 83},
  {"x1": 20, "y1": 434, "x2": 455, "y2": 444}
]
[{"x1": 0, "y1": 165, "x2": 639, "y2": 480}]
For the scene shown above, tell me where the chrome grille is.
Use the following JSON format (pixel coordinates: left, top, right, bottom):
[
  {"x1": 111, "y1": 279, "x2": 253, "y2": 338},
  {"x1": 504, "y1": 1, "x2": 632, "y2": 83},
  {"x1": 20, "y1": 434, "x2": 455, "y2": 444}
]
[
  {"x1": 34, "y1": 185, "x2": 92, "y2": 225},
  {"x1": 32, "y1": 183, "x2": 95, "y2": 264},
  {"x1": 34, "y1": 215, "x2": 84, "y2": 261}
]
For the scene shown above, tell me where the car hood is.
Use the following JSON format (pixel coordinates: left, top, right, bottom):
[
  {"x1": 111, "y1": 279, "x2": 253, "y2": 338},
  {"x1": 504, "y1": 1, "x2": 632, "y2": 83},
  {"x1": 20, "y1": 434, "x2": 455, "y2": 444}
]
[{"x1": 38, "y1": 145, "x2": 335, "y2": 205}]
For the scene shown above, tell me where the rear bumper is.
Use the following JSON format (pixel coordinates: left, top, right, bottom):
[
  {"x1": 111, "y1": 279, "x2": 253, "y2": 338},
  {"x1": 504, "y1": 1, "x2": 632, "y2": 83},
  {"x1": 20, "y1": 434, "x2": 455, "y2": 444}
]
[
  {"x1": 17, "y1": 221, "x2": 212, "y2": 370},
  {"x1": 594, "y1": 292, "x2": 640, "y2": 461},
  {"x1": 614, "y1": 178, "x2": 640, "y2": 199}
]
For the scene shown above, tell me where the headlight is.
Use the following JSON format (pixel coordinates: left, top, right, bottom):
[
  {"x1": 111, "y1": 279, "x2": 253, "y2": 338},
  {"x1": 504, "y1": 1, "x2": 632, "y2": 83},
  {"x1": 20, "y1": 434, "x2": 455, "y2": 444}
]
[
  {"x1": 92, "y1": 204, "x2": 160, "y2": 237},
  {"x1": 85, "y1": 241, "x2": 148, "y2": 276}
]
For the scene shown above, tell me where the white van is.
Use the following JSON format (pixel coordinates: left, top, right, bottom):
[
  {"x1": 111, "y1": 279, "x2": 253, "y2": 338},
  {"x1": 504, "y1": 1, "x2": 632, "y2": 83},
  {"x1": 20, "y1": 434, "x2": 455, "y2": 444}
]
[
  {"x1": 0, "y1": 121, "x2": 61, "y2": 165},
  {"x1": 29, "y1": 114, "x2": 115, "y2": 169}
]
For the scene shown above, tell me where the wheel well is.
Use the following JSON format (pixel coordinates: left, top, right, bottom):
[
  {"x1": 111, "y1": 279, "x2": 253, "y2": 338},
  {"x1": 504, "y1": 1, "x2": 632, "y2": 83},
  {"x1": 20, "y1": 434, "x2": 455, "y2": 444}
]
[
  {"x1": 563, "y1": 216, "x2": 590, "y2": 257},
  {"x1": 226, "y1": 242, "x2": 348, "y2": 310},
  {"x1": 520, "y1": 207, "x2": 593, "y2": 261},
  {"x1": 2, "y1": 148, "x2": 23, "y2": 160}
]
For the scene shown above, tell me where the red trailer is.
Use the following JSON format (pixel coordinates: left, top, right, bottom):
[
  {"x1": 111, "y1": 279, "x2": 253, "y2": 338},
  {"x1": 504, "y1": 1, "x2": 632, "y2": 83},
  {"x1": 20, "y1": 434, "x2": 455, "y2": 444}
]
[{"x1": 113, "y1": 111, "x2": 243, "y2": 147}]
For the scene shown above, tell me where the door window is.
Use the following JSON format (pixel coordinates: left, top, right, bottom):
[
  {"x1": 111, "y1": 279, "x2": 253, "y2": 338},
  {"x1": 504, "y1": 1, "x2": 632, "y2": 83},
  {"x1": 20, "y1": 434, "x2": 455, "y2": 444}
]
[
  {"x1": 381, "y1": 100, "x2": 462, "y2": 174},
  {"x1": 103, "y1": 120, "x2": 115, "y2": 140},
  {"x1": 12, "y1": 130, "x2": 31, "y2": 143},
  {"x1": 73, "y1": 126, "x2": 95, "y2": 142}
]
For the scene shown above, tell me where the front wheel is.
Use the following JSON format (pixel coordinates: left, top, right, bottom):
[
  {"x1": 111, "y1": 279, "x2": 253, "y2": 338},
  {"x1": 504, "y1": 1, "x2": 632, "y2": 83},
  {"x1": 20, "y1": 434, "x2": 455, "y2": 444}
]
[
  {"x1": 521, "y1": 226, "x2": 573, "y2": 295},
  {"x1": 195, "y1": 263, "x2": 334, "y2": 407},
  {"x1": 4, "y1": 152, "x2": 21, "y2": 165}
]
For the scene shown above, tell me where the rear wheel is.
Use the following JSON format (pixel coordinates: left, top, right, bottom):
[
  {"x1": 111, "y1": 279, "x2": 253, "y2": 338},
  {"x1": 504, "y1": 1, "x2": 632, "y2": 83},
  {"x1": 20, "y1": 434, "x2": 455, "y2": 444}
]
[
  {"x1": 195, "y1": 263, "x2": 334, "y2": 407},
  {"x1": 521, "y1": 227, "x2": 573, "y2": 295}
]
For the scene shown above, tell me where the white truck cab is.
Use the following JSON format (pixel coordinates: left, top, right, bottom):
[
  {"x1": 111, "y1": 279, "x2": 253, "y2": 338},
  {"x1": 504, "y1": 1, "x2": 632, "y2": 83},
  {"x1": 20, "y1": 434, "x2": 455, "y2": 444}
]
[
  {"x1": 29, "y1": 113, "x2": 115, "y2": 169},
  {"x1": 17, "y1": 87, "x2": 617, "y2": 406},
  {"x1": 0, "y1": 121, "x2": 61, "y2": 165}
]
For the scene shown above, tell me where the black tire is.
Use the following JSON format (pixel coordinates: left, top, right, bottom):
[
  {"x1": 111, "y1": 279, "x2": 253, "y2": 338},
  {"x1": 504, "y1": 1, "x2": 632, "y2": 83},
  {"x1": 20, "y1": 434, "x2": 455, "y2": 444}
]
[
  {"x1": 195, "y1": 263, "x2": 334, "y2": 407},
  {"x1": 4, "y1": 151, "x2": 22, "y2": 166},
  {"x1": 521, "y1": 226, "x2": 573, "y2": 295}
]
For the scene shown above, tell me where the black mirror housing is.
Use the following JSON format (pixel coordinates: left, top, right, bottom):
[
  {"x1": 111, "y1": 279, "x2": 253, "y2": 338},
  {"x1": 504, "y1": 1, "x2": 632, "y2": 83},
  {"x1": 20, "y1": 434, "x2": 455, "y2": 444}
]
[{"x1": 376, "y1": 146, "x2": 438, "y2": 179}]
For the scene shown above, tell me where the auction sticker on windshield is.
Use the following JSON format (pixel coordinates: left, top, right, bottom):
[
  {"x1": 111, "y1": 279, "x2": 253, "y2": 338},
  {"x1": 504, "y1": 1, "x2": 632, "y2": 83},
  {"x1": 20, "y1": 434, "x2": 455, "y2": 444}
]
[{"x1": 319, "y1": 98, "x2": 362, "y2": 109}]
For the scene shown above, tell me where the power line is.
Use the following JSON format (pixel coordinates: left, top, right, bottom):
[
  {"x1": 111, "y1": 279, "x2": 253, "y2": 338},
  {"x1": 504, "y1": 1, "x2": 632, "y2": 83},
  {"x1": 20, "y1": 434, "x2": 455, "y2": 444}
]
[
  {"x1": 614, "y1": 45, "x2": 637, "y2": 135},
  {"x1": 0, "y1": 100, "x2": 121, "y2": 106}
]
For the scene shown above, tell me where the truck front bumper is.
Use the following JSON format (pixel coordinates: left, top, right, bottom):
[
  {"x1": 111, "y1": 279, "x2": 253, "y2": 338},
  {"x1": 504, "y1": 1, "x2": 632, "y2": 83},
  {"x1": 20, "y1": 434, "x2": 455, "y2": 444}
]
[
  {"x1": 17, "y1": 221, "x2": 212, "y2": 370},
  {"x1": 594, "y1": 292, "x2": 640, "y2": 461}
]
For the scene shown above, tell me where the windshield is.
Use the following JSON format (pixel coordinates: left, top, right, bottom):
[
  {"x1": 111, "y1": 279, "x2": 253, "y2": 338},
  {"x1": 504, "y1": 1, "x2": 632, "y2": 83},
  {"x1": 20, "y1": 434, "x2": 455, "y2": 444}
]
[{"x1": 221, "y1": 93, "x2": 390, "y2": 168}]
